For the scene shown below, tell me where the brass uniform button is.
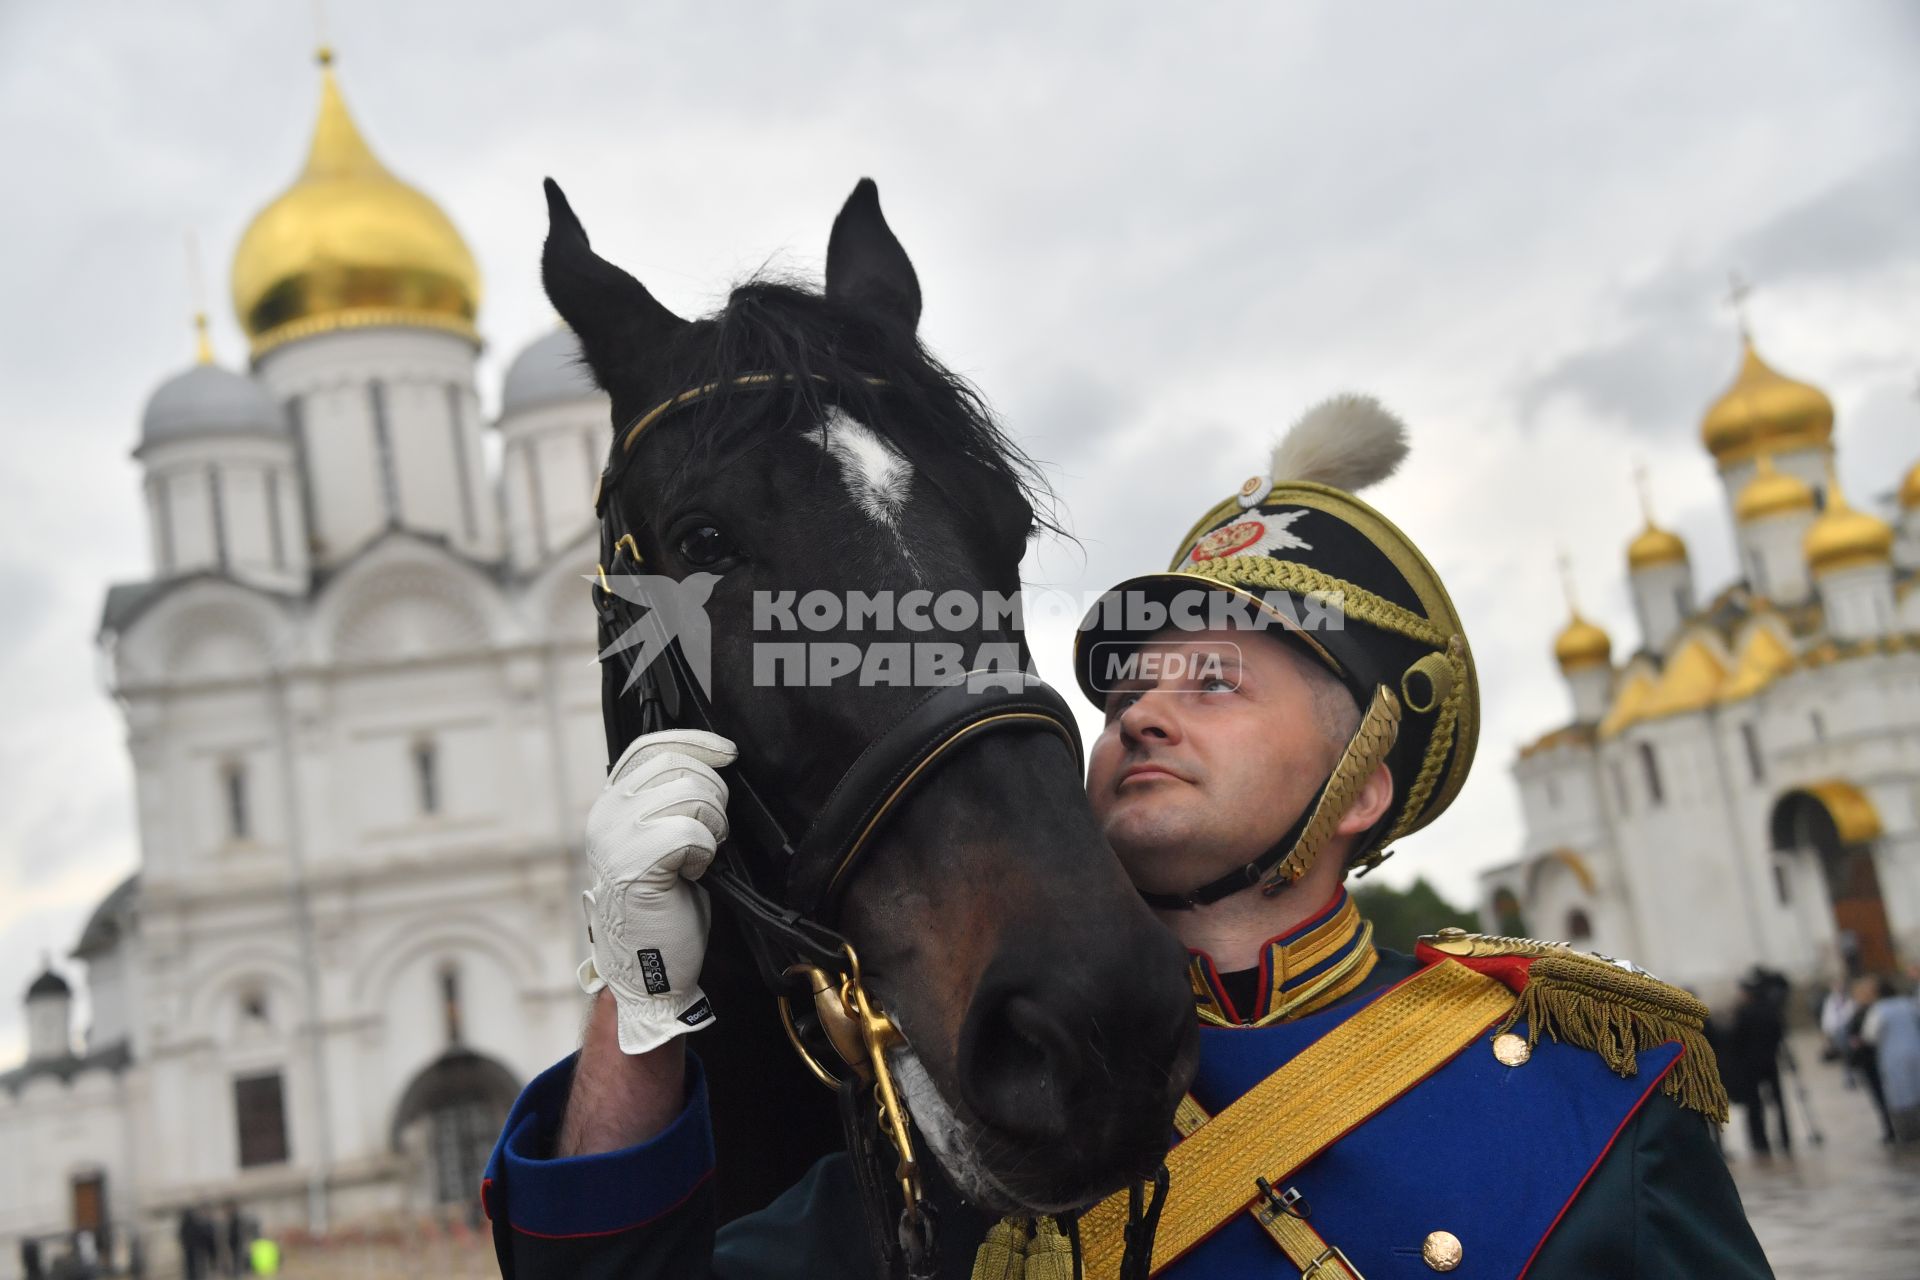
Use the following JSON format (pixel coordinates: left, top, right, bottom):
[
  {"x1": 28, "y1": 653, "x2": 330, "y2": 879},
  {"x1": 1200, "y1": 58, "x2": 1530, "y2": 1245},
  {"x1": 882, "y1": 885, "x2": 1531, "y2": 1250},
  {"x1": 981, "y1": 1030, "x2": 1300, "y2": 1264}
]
[
  {"x1": 1236, "y1": 475, "x2": 1269, "y2": 509},
  {"x1": 1422, "y1": 1230, "x2": 1463, "y2": 1271},
  {"x1": 1493, "y1": 1033, "x2": 1532, "y2": 1067}
]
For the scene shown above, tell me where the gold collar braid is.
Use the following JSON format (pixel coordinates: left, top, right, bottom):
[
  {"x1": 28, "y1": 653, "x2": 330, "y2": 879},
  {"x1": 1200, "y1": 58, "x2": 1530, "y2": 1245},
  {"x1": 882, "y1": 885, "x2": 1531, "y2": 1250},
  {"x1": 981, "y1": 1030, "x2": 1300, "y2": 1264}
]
[{"x1": 1190, "y1": 891, "x2": 1379, "y2": 1028}]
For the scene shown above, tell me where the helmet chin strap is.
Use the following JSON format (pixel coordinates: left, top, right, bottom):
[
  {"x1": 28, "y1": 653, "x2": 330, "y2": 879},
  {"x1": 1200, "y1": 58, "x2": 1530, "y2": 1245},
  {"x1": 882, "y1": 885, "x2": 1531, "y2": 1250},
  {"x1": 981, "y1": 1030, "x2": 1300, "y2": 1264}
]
[{"x1": 1137, "y1": 685, "x2": 1403, "y2": 912}]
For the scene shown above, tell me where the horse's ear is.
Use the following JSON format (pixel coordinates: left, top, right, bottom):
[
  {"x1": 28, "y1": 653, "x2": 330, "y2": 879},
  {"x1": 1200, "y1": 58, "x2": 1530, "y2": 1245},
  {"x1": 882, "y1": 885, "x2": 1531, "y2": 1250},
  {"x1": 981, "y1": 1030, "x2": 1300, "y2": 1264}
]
[
  {"x1": 541, "y1": 178, "x2": 685, "y2": 398},
  {"x1": 826, "y1": 178, "x2": 921, "y2": 335}
]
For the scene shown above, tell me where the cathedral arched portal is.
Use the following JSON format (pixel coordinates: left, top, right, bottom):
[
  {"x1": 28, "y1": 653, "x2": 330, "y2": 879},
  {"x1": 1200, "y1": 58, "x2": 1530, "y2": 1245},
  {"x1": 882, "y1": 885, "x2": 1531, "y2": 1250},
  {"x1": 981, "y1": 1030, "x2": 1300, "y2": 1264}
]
[
  {"x1": 390, "y1": 1048, "x2": 519, "y2": 1212},
  {"x1": 1769, "y1": 781, "x2": 1897, "y2": 976}
]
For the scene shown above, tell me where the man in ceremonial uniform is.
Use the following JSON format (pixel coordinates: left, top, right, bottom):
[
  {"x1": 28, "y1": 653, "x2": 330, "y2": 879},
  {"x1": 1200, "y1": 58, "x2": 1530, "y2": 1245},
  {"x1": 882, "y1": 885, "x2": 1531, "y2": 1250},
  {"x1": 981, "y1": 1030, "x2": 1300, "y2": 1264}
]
[{"x1": 484, "y1": 396, "x2": 1772, "y2": 1277}]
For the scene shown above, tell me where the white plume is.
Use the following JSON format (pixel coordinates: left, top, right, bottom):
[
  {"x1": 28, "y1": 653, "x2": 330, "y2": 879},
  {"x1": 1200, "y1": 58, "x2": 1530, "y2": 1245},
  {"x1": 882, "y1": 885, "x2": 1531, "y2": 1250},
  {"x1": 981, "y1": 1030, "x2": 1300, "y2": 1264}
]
[{"x1": 1267, "y1": 393, "x2": 1409, "y2": 493}]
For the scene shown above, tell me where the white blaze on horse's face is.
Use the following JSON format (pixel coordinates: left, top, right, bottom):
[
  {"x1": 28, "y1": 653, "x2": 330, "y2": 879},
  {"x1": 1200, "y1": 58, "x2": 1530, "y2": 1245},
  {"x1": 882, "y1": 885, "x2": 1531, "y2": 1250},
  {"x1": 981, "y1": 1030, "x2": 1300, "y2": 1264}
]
[{"x1": 810, "y1": 406, "x2": 915, "y2": 531}]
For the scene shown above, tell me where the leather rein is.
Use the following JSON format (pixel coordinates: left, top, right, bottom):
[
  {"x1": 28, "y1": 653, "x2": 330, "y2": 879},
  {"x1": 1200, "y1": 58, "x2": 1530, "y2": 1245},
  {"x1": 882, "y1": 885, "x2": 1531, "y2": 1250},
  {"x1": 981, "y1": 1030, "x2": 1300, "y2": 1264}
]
[{"x1": 591, "y1": 374, "x2": 1084, "y2": 1278}]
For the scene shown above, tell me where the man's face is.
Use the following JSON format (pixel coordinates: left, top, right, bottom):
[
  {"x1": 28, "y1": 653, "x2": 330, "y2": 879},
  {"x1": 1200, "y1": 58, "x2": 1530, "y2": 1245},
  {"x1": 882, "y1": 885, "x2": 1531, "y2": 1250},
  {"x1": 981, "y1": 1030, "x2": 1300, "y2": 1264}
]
[{"x1": 1086, "y1": 627, "x2": 1342, "y2": 896}]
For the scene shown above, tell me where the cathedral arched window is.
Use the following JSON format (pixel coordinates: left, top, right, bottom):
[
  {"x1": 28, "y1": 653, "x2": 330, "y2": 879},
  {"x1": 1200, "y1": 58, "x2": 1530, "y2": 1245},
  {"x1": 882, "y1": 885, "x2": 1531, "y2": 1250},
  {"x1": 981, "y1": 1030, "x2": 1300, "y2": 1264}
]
[
  {"x1": 439, "y1": 962, "x2": 464, "y2": 1046},
  {"x1": 413, "y1": 739, "x2": 439, "y2": 815},
  {"x1": 1636, "y1": 742, "x2": 1664, "y2": 806},
  {"x1": 222, "y1": 761, "x2": 250, "y2": 841},
  {"x1": 1740, "y1": 723, "x2": 1765, "y2": 785},
  {"x1": 1565, "y1": 909, "x2": 1593, "y2": 942}
]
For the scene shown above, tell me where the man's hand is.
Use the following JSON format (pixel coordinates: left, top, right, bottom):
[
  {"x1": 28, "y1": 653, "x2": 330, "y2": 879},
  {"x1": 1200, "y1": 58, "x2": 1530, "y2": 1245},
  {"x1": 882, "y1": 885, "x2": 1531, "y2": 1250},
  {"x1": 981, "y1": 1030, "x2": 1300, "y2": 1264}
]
[{"x1": 579, "y1": 728, "x2": 737, "y2": 1055}]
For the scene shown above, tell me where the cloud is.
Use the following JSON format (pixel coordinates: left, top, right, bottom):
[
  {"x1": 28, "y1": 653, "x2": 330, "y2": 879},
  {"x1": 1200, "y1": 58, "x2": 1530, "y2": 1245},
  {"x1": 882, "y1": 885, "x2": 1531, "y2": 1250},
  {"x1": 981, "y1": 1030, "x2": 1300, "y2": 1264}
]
[
  {"x1": 1518, "y1": 140, "x2": 1920, "y2": 435},
  {"x1": 1, "y1": 0, "x2": 1918, "y2": 1068}
]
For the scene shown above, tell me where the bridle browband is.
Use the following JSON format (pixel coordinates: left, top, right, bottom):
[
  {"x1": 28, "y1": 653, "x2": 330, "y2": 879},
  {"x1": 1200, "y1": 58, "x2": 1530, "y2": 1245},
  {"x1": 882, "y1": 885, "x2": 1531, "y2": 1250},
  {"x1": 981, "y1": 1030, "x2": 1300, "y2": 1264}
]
[{"x1": 592, "y1": 373, "x2": 1084, "y2": 1278}]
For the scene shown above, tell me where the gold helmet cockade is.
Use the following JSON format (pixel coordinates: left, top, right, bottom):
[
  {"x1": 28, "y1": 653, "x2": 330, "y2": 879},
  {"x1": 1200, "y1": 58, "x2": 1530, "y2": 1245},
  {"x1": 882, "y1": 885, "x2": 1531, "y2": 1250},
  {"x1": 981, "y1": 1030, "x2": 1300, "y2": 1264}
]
[{"x1": 1074, "y1": 396, "x2": 1479, "y2": 904}]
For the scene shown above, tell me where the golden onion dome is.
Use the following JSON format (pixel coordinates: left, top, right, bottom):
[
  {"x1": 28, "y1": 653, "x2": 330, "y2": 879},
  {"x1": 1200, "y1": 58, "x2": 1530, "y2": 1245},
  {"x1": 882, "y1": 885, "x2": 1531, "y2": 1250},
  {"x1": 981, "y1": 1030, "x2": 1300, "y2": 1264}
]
[
  {"x1": 1627, "y1": 521, "x2": 1688, "y2": 572},
  {"x1": 1553, "y1": 611, "x2": 1611, "y2": 673},
  {"x1": 1700, "y1": 337, "x2": 1833, "y2": 466},
  {"x1": 231, "y1": 49, "x2": 480, "y2": 357},
  {"x1": 1734, "y1": 454, "x2": 1816, "y2": 524},
  {"x1": 1901, "y1": 458, "x2": 1920, "y2": 512},
  {"x1": 1804, "y1": 470, "x2": 1894, "y2": 575}
]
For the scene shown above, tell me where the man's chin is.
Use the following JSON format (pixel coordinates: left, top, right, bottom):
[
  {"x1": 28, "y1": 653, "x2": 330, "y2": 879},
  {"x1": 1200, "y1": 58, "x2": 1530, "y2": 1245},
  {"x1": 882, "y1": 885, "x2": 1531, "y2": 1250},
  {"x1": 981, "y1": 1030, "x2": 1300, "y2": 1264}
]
[{"x1": 1106, "y1": 823, "x2": 1217, "y2": 895}]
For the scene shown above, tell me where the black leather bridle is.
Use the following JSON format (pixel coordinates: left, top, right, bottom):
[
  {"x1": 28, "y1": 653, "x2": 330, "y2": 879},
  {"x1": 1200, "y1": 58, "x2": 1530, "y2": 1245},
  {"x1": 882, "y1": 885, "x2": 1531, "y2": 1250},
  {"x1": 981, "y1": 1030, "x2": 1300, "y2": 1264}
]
[{"x1": 590, "y1": 374, "x2": 1084, "y2": 1278}]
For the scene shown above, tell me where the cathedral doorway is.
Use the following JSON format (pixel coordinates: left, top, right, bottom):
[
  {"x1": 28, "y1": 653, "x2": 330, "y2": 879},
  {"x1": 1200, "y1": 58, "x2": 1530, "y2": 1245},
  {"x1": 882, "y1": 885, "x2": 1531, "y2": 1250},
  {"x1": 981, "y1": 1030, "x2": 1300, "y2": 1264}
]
[
  {"x1": 1770, "y1": 783, "x2": 1898, "y2": 976},
  {"x1": 391, "y1": 1049, "x2": 519, "y2": 1211}
]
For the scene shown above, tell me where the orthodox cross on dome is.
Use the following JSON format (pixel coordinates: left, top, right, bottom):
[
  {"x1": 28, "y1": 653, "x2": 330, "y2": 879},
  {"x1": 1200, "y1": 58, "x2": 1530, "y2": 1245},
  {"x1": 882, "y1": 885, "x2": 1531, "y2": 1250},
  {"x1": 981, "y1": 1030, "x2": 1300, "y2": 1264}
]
[
  {"x1": 185, "y1": 232, "x2": 212, "y2": 365},
  {"x1": 311, "y1": 0, "x2": 331, "y2": 64},
  {"x1": 1724, "y1": 270, "x2": 1754, "y2": 340},
  {"x1": 1632, "y1": 462, "x2": 1658, "y2": 525},
  {"x1": 1556, "y1": 547, "x2": 1582, "y2": 615}
]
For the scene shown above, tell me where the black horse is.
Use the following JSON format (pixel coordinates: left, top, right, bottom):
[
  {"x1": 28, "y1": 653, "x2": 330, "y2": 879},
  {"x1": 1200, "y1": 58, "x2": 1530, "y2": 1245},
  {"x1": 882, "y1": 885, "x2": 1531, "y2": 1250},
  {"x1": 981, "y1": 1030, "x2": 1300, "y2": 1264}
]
[{"x1": 545, "y1": 176, "x2": 1198, "y2": 1223}]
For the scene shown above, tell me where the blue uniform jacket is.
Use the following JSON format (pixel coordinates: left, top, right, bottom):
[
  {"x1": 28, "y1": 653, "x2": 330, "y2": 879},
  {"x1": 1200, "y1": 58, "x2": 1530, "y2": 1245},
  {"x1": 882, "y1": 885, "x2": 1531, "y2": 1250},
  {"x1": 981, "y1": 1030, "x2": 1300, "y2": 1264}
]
[{"x1": 482, "y1": 951, "x2": 1772, "y2": 1278}]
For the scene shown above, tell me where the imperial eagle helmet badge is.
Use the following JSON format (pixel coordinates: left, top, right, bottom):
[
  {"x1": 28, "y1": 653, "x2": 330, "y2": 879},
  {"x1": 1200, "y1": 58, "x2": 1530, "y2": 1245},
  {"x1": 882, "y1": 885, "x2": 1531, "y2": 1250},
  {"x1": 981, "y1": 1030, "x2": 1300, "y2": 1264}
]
[{"x1": 1188, "y1": 509, "x2": 1312, "y2": 563}]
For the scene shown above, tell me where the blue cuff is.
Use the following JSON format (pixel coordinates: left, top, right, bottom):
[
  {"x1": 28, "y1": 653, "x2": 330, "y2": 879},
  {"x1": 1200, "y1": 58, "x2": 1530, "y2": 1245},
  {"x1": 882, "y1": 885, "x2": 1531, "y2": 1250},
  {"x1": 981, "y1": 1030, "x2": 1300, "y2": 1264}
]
[{"x1": 482, "y1": 1050, "x2": 714, "y2": 1238}]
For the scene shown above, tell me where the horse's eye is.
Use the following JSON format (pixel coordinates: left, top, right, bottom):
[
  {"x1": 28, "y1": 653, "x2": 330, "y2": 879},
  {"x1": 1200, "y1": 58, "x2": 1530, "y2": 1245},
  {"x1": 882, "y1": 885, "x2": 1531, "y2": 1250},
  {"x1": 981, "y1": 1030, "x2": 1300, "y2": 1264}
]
[{"x1": 677, "y1": 525, "x2": 736, "y2": 567}]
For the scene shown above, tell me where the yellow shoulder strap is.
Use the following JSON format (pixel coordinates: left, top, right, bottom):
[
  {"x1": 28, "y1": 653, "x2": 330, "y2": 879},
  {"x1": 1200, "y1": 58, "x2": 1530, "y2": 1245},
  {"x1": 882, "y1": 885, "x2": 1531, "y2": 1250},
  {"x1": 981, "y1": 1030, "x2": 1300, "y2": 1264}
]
[{"x1": 1078, "y1": 959, "x2": 1515, "y2": 1277}]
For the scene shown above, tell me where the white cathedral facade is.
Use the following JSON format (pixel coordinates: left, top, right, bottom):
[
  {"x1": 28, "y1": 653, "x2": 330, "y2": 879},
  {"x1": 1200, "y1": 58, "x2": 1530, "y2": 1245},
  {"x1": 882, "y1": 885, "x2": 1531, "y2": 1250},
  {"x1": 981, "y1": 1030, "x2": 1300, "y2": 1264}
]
[
  {"x1": 1, "y1": 52, "x2": 615, "y2": 1273},
  {"x1": 1483, "y1": 338, "x2": 1920, "y2": 1006}
]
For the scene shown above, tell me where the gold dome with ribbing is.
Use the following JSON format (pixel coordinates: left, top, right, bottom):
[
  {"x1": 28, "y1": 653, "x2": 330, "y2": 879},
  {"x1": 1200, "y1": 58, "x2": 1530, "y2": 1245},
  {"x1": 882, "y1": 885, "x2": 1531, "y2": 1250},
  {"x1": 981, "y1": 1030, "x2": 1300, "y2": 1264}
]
[
  {"x1": 1804, "y1": 471, "x2": 1893, "y2": 576},
  {"x1": 1734, "y1": 455, "x2": 1816, "y2": 524},
  {"x1": 231, "y1": 50, "x2": 480, "y2": 357},
  {"x1": 1553, "y1": 612, "x2": 1611, "y2": 673},
  {"x1": 1627, "y1": 521, "x2": 1688, "y2": 572},
  {"x1": 1700, "y1": 338, "x2": 1833, "y2": 467}
]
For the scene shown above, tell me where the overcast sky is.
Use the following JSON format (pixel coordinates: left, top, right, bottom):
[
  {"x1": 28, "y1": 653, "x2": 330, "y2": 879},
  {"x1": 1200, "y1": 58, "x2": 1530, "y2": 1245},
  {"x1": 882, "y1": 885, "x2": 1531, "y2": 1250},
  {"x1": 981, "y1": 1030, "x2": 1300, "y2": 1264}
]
[{"x1": 2, "y1": 2, "x2": 1916, "y2": 1066}]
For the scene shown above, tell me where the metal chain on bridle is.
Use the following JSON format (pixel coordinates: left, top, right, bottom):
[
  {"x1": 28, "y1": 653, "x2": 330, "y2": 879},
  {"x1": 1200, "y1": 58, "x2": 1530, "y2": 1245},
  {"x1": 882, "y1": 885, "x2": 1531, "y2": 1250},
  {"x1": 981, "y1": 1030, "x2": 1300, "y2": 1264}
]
[{"x1": 591, "y1": 373, "x2": 1085, "y2": 1279}]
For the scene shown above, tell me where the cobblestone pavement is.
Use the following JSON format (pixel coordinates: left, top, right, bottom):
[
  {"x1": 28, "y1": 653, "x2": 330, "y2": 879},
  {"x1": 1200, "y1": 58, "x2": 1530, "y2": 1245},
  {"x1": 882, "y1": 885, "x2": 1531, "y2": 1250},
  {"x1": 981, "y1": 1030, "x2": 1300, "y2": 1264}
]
[{"x1": 1725, "y1": 1031, "x2": 1920, "y2": 1279}]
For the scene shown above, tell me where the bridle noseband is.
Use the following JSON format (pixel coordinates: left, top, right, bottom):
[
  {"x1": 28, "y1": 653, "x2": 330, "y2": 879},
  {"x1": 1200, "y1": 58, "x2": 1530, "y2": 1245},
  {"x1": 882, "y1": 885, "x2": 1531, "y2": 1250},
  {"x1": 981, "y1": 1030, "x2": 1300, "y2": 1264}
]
[{"x1": 592, "y1": 374, "x2": 1084, "y2": 1278}]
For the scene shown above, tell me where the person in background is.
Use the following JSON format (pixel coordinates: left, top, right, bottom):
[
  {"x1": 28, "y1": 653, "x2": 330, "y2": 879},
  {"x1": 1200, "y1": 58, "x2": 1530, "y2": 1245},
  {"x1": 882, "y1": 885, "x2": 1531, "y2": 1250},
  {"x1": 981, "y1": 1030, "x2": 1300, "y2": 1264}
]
[
  {"x1": 1846, "y1": 975, "x2": 1898, "y2": 1145},
  {"x1": 222, "y1": 1203, "x2": 246, "y2": 1278},
  {"x1": 1728, "y1": 975, "x2": 1791, "y2": 1155},
  {"x1": 175, "y1": 1209, "x2": 203, "y2": 1280},
  {"x1": 246, "y1": 1235, "x2": 281, "y2": 1277},
  {"x1": 1861, "y1": 976, "x2": 1920, "y2": 1143},
  {"x1": 20, "y1": 1237, "x2": 43, "y2": 1280},
  {"x1": 1819, "y1": 978, "x2": 1857, "y2": 1077}
]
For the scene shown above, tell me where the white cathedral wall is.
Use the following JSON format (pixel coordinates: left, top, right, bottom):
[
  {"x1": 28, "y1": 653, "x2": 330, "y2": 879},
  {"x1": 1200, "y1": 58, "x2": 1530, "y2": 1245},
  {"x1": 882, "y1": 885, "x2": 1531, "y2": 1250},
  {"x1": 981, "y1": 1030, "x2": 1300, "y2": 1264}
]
[
  {"x1": 498, "y1": 403, "x2": 607, "y2": 573},
  {"x1": 1817, "y1": 564, "x2": 1898, "y2": 642},
  {"x1": 1707, "y1": 712, "x2": 1823, "y2": 978},
  {"x1": 1629, "y1": 562, "x2": 1692, "y2": 654},
  {"x1": 0, "y1": 1068, "x2": 140, "y2": 1275},
  {"x1": 122, "y1": 683, "x2": 291, "y2": 889},
  {"x1": 84, "y1": 951, "x2": 131, "y2": 1053},
  {"x1": 82, "y1": 434, "x2": 630, "y2": 1236},
  {"x1": 1716, "y1": 445, "x2": 1831, "y2": 518},
  {"x1": 254, "y1": 328, "x2": 494, "y2": 567},
  {"x1": 1598, "y1": 717, "x2": 1773, "y2": 997},
  {"x1": 1525, "y1": 857, "x2": 1627, "y2": 957},
  {"x1": 1514, "y1": 750, "x2": 1606, "y2": 857},
  {"x1": 1761, "y1": 656, "x2": 1920, "y2": 967}
]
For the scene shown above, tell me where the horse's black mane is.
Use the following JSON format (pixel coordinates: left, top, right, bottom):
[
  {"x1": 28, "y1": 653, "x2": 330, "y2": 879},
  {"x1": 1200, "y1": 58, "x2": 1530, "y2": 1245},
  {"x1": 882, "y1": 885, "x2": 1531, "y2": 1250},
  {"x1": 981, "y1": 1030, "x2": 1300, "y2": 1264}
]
[{"x1": 607, "y1": 279, "x2": 1062, "y2": 536}]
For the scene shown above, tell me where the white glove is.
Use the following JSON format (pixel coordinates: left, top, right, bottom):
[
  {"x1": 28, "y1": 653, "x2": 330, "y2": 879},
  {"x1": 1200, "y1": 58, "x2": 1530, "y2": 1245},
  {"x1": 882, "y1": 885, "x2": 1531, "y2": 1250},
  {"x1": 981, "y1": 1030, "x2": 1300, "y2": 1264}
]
[{"x1": 579, "y1": 728, "x2": 737, "y2": 1054}]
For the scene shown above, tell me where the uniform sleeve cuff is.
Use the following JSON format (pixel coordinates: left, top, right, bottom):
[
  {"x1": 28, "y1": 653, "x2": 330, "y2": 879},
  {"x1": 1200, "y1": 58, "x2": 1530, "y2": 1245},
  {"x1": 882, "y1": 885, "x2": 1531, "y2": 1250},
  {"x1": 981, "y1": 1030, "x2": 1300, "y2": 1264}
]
[{"x1": 483, "y1": 1050, "x2": 714, "y2": 1238}]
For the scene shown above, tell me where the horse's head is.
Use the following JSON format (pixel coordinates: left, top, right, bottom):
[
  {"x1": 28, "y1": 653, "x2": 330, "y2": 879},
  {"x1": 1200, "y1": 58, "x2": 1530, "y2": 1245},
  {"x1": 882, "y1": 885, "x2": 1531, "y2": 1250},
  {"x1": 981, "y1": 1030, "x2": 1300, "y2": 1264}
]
[{"x1": 544, "y1": 177, "x2": 1198, "y2": 1211}]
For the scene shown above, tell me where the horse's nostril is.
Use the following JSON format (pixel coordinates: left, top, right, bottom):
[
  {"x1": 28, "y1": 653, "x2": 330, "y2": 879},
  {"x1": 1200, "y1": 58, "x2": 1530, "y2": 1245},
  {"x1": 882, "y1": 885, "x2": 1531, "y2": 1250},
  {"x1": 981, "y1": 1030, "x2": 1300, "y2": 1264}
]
[{"x1": 960, "y1": 990, "x2": 1083, "y2": 1142}]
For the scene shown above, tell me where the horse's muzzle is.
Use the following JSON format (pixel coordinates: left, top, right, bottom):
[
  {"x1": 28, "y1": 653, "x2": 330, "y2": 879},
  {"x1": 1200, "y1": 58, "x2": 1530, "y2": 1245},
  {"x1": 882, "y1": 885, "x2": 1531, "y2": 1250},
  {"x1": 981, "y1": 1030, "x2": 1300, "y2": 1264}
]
[{"x1": 955, "y1": 919, "x2": 1199, "y2": 1200}]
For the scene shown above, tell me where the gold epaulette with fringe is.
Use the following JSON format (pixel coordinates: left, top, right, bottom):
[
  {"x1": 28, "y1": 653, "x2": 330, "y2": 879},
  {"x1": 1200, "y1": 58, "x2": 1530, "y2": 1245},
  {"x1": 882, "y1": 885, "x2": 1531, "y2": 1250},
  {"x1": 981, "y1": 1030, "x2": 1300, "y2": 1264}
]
[{"x1": 1421, "y1": 928, "x2": 1730, "y2": 1124}]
